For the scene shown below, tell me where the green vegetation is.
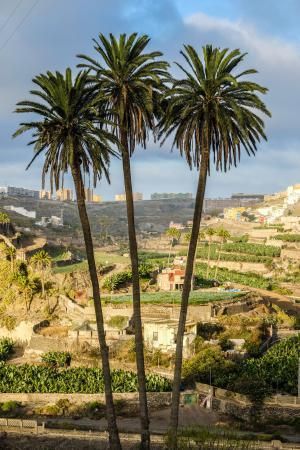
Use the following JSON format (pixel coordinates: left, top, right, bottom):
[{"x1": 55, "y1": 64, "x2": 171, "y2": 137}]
[
  {"x1": 0, "y1": 338, "x2": 14, "y2": 361},
  {"x1": 0, "y1": 364, "x2": 171, "y2": 393},
  {"x1": 103, "y1": 262, "x2": 154, "y2": 291},
  {"x1": 41, "y1": 351, "x2": 72, "y2": 368},
  {"x1": 103, "y1": 290, "x2": 245, "y2": 305},
  {"x1": 241, "y1": 335, "x2": 300, "y2": 395},
  {"x1": 221, "y1": 242, "x2": 280, "y2": 257},
  {"x1": 180, "y1": 244, "x2": 273, "y2": 263},
  {"x1": 0, "y1": 212, "x2": 10, "y2": 223},
  {"x1": 195, "y1": 262, "x2": 271, "y2": 289},
  {"x1": 166, "y1": 427, "x2": 260, "y2": 449},
  {"x1": 272, "y1": 233, "x2": 300, "y2": 242},
  {"x1": 185, "y1": 335, "x2": 300, "y2": 396}
]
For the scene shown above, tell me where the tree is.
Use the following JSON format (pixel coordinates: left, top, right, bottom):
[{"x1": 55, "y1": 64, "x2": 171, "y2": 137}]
[
  {"x1": 204, "y1": 227, "x2": 216, "y2": 278},
  {"x1": 5, "y1": 246, "x2": 16, "y2": 273},
  {"x1": 78, "y1": 33, "x2": 169, "y2": 449},
  {"x1": 13, "y1": 69, "x2": 121, "y2": 449},
  {"x1": 166, "y1": 227, "x2": 181, "y2": 266},
  {"x1": 30, "y1": 250, "x2": 52, "y2": 300},
  {"x1": 214, "y1": 228, "x2": 231, "y2": 279},
  {"x1": 159, "y1": 44, "x2": 270, "y2": 444}
]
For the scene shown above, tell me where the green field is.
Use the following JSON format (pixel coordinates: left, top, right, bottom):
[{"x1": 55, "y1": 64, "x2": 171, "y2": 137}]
[
  {"x1": 102, "y1": 290, "x2": 246, "y2": 305},
  {"x1": 53, "y1": 251, "x2": 129, "y2": 274}
]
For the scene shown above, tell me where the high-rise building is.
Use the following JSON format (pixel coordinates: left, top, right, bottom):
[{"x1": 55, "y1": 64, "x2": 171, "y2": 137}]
[
  {"x1": 39, "y1": 190, "x2": 51, "y2": 200},
  {"x1": 84, "y1": 188, "x2": 94, "y2": 203},
  {"x1": 56, "y1": 188, "x2": 73, "y2": 201},
  {"x1": 115, "y1": 192, "x2": 143, "y2": 201},
  {"x1": 92, "y1": 194, "x2": 102, "y2": 203}
]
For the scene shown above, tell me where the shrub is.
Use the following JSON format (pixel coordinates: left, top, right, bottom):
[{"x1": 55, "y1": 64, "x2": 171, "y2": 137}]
[
  {"x1": 0, "y1": 400, "x2": 19, "y2": 413},
  {"x1": 272, "y1": 234, "x2": 300, "y2": 242},
  {"x1": 42, "y1": 351, "x2": 71, "y2": 368},
  {"x1": 0, "y1": 364, "x2": 171, "y2": 393},
  {"x1": 0, "y1": 337, "x2": 14, "y2": 361}
]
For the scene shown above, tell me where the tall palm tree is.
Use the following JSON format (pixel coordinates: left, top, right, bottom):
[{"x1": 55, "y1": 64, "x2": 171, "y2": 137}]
[
  {"x1": 30, "y1": 250, "x2": 52, "y2": 299},
  {"x1": 205, "y1": 227, "x2": 216, "y2": 278},
  {"x1": 13, "y1": 69, "x2": 121, "y2": 449},
  {"x1": 78, "y1": 33, "x2": 169, "y2": 449},
  {"x1": 159, "y1": 44, "x2": 270, "y2": 444},
  {"x1": 214, "y1": 228, "x2": 231, "y2": 279},
  {"x1": 166, "y1": 227, "x2": 181, "y2": 266}
]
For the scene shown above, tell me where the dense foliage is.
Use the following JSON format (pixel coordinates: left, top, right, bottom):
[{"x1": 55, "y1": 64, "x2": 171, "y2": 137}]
[
  {"x1": 0, "y1": 338, "x2": 14, "y2": 361},
  {"x1": 180, "y1": 244, "x2": 273, "y2": 263},
  {"x1": 103, "y1": 263, "x2": 154, "y2": 291},
  {"x1": 272, "y1": 234, "x2": 300, "y2": 242},
  {"x1": 103, "y1": 290, "x2": 245, "y2": 305},
  {"x1": 240, "y1": 335, "x2": 300, "y2": 395},
  {"x1": 0, "y1": 365, "x2": 171, "y2": 393},
  {"x1": 185, "y1": 336, "x2": 300, "y2": 396},
  {"x1": 195, "y1": 262, "x2": 271, "y2": 289},
  {"x1": 41, "y1": 351, "x2": 71, "y2": 368},
  {"x1": 0, "y1": 212, "x2": 10, "y2": 224},
  {"x1": 221, "y1": 242, "x2": 280, "y2": 257}
]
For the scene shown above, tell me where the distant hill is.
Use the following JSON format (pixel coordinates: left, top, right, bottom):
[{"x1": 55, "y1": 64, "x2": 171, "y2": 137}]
[{"x1": 0, "y1": 196, "x2": 196, "y2": 237}]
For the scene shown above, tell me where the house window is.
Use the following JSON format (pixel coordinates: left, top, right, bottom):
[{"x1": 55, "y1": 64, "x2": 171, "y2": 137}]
[{"x1": 153, "y1": 332, "x2": 158, "y2": 341}]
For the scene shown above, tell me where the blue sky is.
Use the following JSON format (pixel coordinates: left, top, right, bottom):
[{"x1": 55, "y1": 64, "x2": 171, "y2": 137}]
[{"x1": 0, "y1": 0, "x2": 300, "y2": 200}]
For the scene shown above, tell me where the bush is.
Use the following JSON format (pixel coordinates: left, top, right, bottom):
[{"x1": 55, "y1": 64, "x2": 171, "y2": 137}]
[
  {"x1": 42, "y1": 351, "x2": 72, "y2": 368},
  {"x1": 272, "y1": 234, "x2": 300, "y2": 242},
  {"x1": 0, "y1": 364, "x2": 172, "y2": 393},
  {"x1": 0, "y1": 337, "x2": 14, "y2": 361},
  {"x1": 0, "y1": 400, "x2": 19, "y2": 413},
  {"x1": 107, "y1": 315, "x2": 128, "y2": 329}
]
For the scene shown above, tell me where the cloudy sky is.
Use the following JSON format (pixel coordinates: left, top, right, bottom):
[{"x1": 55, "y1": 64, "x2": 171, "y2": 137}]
[{"x1": 0, "y1": 0, "x2": 299, "y2": 200}]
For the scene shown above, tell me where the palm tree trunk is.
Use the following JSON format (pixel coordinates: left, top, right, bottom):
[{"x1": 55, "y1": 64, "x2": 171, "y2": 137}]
[
  {"x1": 120, "y1": 129, "x2": 150, "y2": 449},
  {"x1": 71, "y1": 162, "x2": 121, "y2": 450},
  {"x1": 206, "y1": 239, "x2": 211, "y2": 278},
  {"x1": 168, "y1": 239, "x2": 173, "y2": 266},
  {"x1": 169, "y1": 151, "x2": 209, "y2": 447},
  {"x1": 214, "y1": 242, "x2": 223, "y2": 279}
]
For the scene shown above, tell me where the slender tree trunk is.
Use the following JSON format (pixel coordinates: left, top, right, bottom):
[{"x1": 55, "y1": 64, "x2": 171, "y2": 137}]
[
  {"x1": 169, "y1": 151, "x2": 209, "y2": 447},
  {"x1": 168, "y1": 239, "x2": 173, "y2": 266},
  {"x1": 206, "y1": 238, "x2": 211, "y2": 278},
  {"x1": 214, "y1": 241, "x2": 223, "y2": 279},
  {"x1": 71, "y1": 162, "x2": 121, "y2": 450},
  {"x1": 120, "y1": 129, "x2": 150, "y2": 449}
]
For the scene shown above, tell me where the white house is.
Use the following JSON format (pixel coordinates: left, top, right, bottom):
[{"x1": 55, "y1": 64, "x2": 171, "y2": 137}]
[{"x1": 143, "y1": 319, "x2": 197, "y2": 356}]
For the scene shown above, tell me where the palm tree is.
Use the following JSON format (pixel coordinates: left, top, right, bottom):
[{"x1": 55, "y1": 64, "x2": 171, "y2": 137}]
[
  {"x1": 13, "y1": 69, "x2": 121, "y2": 449},
  {"x1": 214, "y1": 228, "x2": 231, "y2": 279},
  {"x1": 166, "y1": 227, "x2": 181, "y2": 266},
  {"x1": 204, "y1": 227, "x2": 216, "y2": 278},
  {"x1": 5, "y1": 246, "x2": 16, "y2": 273},
  {"x1": 30, "y1": 250, "x2": 52, "y2": 299},
  {"x1": 78, "y1": 33, "x2": 169, "y2": 449},
  {"x1": 159, "y1": 44, "x2": 270, "y2": 443}
]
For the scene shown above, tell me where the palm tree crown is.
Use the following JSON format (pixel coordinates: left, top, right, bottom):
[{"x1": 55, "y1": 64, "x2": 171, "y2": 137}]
[
  {"x1": 13, "y1": 68, "x2": 118, "y2": 191},
  {"x1": 160, "y1": 44, "x2": 271, "y2": 171},
  {"x1": 77, "y1": 33, "x2": 170, "y2": 153}
]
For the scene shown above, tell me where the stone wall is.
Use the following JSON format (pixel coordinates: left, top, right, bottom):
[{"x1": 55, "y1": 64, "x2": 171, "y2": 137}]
[{"x1": 196, "y1": 382, "x2": 300, "y2": 422}]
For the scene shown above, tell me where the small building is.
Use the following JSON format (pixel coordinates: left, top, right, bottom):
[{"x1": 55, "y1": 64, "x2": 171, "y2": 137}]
[
  {"x1": 224, "y1": 207, "x2": 246, "y2": 221},
  {"x1": 143, "y1": 319, "x2": 197, "y2": 355},
  {"x1": 157, "y1": 268, "x2": 191, "y2": 291}
]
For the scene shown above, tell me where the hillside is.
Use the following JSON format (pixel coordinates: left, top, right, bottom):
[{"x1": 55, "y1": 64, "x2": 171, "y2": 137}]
[{"x1": 0, "y1": 196, "x2": 196, "y2": 237}]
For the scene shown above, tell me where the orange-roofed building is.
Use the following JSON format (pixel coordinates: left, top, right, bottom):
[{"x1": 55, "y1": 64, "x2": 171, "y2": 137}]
[{"x1": 157, "y1": 268, "x2": 192, "y2": 291}]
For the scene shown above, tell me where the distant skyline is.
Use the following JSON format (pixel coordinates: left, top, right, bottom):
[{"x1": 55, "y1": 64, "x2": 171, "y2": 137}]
[{"x1": 0, "y1": 0, "x2": 300, "y2": 200}]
